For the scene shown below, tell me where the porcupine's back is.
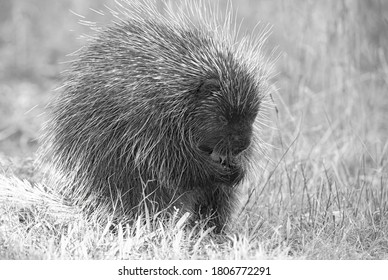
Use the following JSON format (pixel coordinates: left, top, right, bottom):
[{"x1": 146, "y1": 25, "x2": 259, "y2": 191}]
[{"x1": 40, "y1": 0, "x2": 274, "y2": 221}]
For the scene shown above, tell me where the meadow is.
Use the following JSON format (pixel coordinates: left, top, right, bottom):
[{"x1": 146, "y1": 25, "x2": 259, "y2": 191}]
[{"x1": 0, "y1": 0, "x2": 387, "y2": 259}]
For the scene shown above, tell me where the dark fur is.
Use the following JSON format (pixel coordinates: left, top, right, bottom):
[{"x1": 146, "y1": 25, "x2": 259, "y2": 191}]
[{"x1": 40, "y1": 1, "x2": 272, "y2": 232}]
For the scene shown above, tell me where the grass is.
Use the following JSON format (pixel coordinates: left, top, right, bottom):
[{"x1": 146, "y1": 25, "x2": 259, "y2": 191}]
[{"x1": 0, "y1": 0, "x2": 387, "y2": 259}]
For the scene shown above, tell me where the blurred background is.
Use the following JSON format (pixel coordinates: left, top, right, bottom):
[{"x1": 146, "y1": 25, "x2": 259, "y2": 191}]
[{"x1": 0, "y1": 0, "x2": 387, "y2": 165}]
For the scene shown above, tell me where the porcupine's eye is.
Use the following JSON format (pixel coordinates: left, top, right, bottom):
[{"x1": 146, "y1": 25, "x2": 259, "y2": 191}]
[
  {"x1": 218, "y1": 115, "x2": 227, "y2": 125},
  {"x1": 196, "y1": 78, "x2": 220, "y2": 98}
]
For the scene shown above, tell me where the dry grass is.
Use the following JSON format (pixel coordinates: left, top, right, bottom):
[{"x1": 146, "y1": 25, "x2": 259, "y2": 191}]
[{"x1": 0, "y1": 0, "x2": 387, "y2": 259}]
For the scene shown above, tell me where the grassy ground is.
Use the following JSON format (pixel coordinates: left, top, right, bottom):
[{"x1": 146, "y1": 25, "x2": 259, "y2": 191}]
[{"x1": 0, "y1": 0, "x2": 387, "y2": 259}]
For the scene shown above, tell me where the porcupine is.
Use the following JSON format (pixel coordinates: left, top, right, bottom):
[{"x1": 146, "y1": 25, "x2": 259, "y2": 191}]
[{"x1": 39, "y1": 0, "x2": 273, "y2": 232}]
